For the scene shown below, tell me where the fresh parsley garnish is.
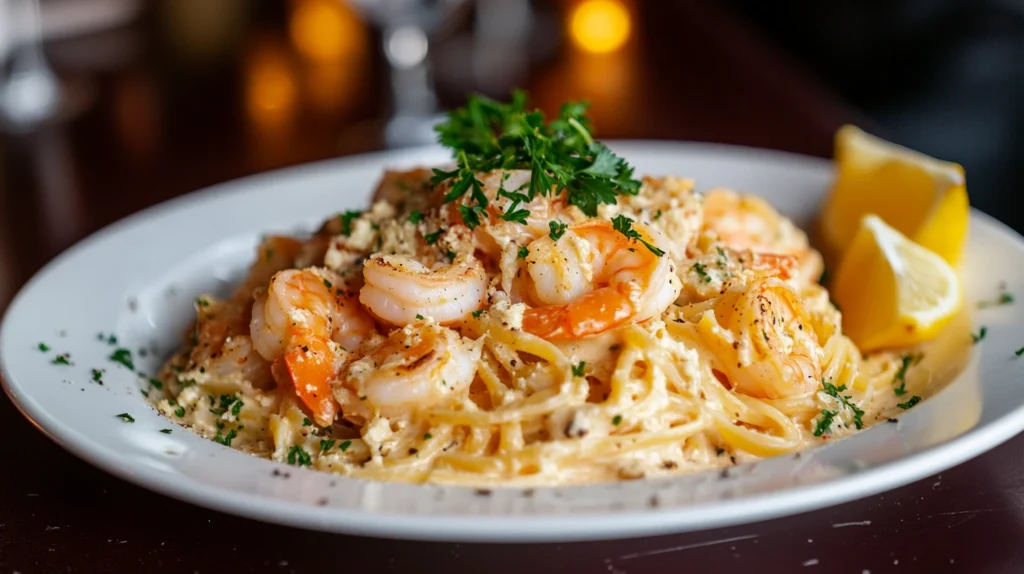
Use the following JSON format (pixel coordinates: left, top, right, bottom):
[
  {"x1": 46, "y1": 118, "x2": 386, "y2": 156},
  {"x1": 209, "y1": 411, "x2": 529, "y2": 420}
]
[
  {"x1": 338, "y1": 210, "x2": 362, "y2": 235},
  {"x1": 517, "y1": 245, "x2": 529, "y2": 259},
  {"x1": 431, "y1": 91, "x2": 640, "y2": 219},
  {"x1": 408, "y1": 210, "x2": 423, "y2": 224},
  {"x1": 498, "y1": 188, "x2": 532, "y2": 224},
  {"x1": 692, "y1": 262, "x2": 710, "y2": 282},
  {"x1": 897, "y1": 396, "x2": 922, "y2": 409},
  {"x1": 892, "y1": 354, "x2": 916, "y2": 396},
  {"x1": 611, "y1": 215, "x2": 664, "y2": 257},
  {"x1": 37, "y1": 342, "x2": 50, "y2": 352},
  {"x1": 319, "y1": 439, "x2": 336, "y2": 452},
  {"x1": 612, "y1": 414, "x2": 623, "y2": 426},
  {"x1": 115, "y1": 413, "x2": 135, "y2": 423},
  {"x1": 813, "y1": 409, "x2": 836, "y2": 437},
  {"x1": 214, "y1": 428, "x2": 238, "y2": 446},
  {"x1": 302, "y1": 417, "x2": 312, "y2": 427},
  {"x1": 571, "y1": 361, "x2": 586, "y2": 377},
  {"x1": 415, "y1": 314, "x2": 425, "y2": 320},
  {"x1": 978, "y1": 291, "x2": 1015, "y2": 308},
  {"x1": 287, "y1": 446, "x2": 312, "y2": 467},
  {"x1": 149, "y1": 378, "x2": 163, "y2": 389},
  {"x1": 109, "y1": 348, "x2": 134, "y2": 370},
  {"x1": 323, "y1": 278, "x2": 332, "y2": 289},
  {"x1": 91, "y1": 369, "x2": 105, "y2": 384},
  {"x1": 423, "y1": 433, "x2": 433, "y2": 440},
  {"x1": 821, "y1": 381, "x2": 864, "y2": 430},
  {"x1": 423, "y1": 229, "x2": 443, "y2": 244},
  {"x1": 549, "y1": 220, "x2": 568, "y2": 241},
  {"x1": 339, "y1": 440, "x2": 352, "y2": 452},
  {"x1": 972, "y1": 326, "x2": 987, "y2": 344},
  {"x1": 51, "y1": 353, "x2": 71, "y2": 366},
  {"x1": 160, "y1": 429, "x2": 172, "y2": 434},
  {"x1": 1016, "y1": 347, "x2": 1024, "y2": 357},
  {"x1": 471, "y1": 309, "x2": 484, "y2": 318}
]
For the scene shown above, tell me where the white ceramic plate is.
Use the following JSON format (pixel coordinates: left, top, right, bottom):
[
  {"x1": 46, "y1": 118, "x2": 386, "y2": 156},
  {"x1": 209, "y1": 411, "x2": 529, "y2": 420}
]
[{"x1": 3, "y1": 142, "x2": 1023, "y2": 542}]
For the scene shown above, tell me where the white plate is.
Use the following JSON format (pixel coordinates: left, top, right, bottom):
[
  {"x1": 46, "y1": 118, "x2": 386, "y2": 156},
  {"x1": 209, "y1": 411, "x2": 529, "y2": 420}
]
[{"x1": 2, "y1": 142, "x2": 1023, "y2": 542}]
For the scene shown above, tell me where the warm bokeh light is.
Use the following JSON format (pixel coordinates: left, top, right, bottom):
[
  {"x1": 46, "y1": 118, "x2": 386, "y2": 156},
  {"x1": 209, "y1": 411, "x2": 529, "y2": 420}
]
[
  {"x1": 113, "y1": 71, "x2": 161, "y2": 159},
  {"x1": 568, "y1": 0, "x2": 631, "y2": 54},
  {"x1": 289, "y1": 0, "x2": 367, "y2": 62},
  {"x1": 244, "y1": 36, "x2": 298, "y2": 131}
]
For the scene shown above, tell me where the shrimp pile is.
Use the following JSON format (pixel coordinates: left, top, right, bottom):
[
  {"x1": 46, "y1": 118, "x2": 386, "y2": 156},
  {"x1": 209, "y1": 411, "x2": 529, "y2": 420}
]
[{"x1": 150, "y1": 166, "x2": 895, "y2": 486}]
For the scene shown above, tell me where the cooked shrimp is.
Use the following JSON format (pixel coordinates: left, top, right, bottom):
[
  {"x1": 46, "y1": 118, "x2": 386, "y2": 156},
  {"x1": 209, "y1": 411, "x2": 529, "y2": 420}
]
[
  {"x1": 672, "y1": 277, "x2": 823, "y2": 399},
  {"x1": 336, "y1": 320, "x2": 481, "y2": 420},
  {"x1": 521, "y1": 219, "x2": 681, "y2": 339},
  {"x1": 359, "y1": 254, "x2": 488, "y2": 325},
  {"x1": 702, "y1": 188, "x2": 823, "y2": 284},
  {"x1": 251, "y1": 267, "x2": 376, "y2": 425}
]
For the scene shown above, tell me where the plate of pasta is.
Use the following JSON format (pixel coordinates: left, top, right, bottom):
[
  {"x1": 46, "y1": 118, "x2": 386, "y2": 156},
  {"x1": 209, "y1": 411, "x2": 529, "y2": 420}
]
[{"x1": 3, "y1": 94, "x2": 1024, "y2": 542}]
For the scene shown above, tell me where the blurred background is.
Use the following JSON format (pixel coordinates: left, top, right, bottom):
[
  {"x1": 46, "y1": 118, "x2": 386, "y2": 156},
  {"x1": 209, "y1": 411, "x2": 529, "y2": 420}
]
[{"x1": 0, "y1": 0, "x2": 1020, "y2": 309}]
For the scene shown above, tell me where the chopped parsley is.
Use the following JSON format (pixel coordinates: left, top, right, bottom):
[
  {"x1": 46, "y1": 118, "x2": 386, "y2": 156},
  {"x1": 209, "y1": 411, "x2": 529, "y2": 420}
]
[
  {"x1": 210, "y1": 394, "x2": 242, "y2": 416},
  {"x1": 548, "y1": 220, "x2": 568, "y2": 241},
  {"x1": 972, "y1": 326, "x2": 987, "y2": 344},
  {"x1": 408, "y1": 210, "x2": 423, "y2": 224},
  {"x1": 37, "y1": 342, "x2": 50, "y2": 352},
  {"x1": 653, "y1": 209, "x2": 663, "y2": 220},
  {"x1": 287, "y1": 446, "x2": 312, "y2": 467},
  {"x1": 692, "y1": 262, "x2": 711, "y2": 282},
  {"x1": 423, "y1": 229, "x2": 443, "y2": 244},
  {"x1": 109, "y1": 348, "x2": 134, "y2": 370},
  {"x1": 214, "y1": 428, "x2": 238, "y2": 446},
  {"x1": 195, "y1": 297, "x2": 210, "y2": 307},
  {"x1": 115, "y1": 413, "x2": 135, "y2": 423},
  {"x1": 498, "y1": 189, "x2": 531, "y2": 224},
  {"x1": 416, "y1": 314, "x2": 425, "y2": 320},
  {"x1": 716, "y1": 246, "x2": 728, "y2": 266},
  {"x1": 571, "y1": 361, "x2": 586, "y2": 377},
  {"x1": 338, "y1": 210, "x2": 362, "y2": 235},
  {"x1": 160, "y1": 429, "x2": 172, "y2": 434},
  {"x1": 612, "y1": 414, "x2": 623, "y2": 426},
  {"x1": 517, "y1": 245, "x2": 529, "y2": 259},
  {"x1": 446, "y1": 249, "x2": 458, "y2": 261},
  {"x1": 91, "y1": 369, "x2": 104, "y2": 384},
  {"x1": 715, "y1": 448, "x2": 725, "y2": 456},
  {"x1": 897, "y1": 396, "x2": 922, "y2": 410},
  {"x1": 978, "y1": 291, "x2": 1015, "y2": 308},
  {"x1": 319, "y1": 439, "x2": 336, "y2": 452},
  {"x1": 611, "y1": 215, "x2": 664, "y2": 256},
  {"x1": 471, "y1": 309, "x2": 485, "y2": 318},
  {"x1": 302, "y1": 417, "x2": 313, "y2": 426},
  {"x1": 430, "y1": 91, "x2": 640, "y2": 219},
  {"x1": 149, "y1": 378, "x2": 163, "y2": 389},
  {"x1": 821, "y1": 381, "x2": 864, "y2": 430},
  {"x1": 51, "y1": 353, "x2": 71, "y2": 366},
  {"x1": 1016, "y1": 347, "x2": 1024, "y2": 357},
  {"x1": 174, "y1": 406, "x2": 186, "y2": 417},
  {"x1": 339, "y1": 440, "x2": 352, "y2": 452},
  {"x1": 813, "y1": 409, "x2": 837, "y2": 437},
  {"x1": 423, "y1": 433, "x2": 433, "y2": 440},
  {"x1": 323, "y1": 278, "x2": 332, "y2": 289},
  {"x1": 892, "y1": 354, "x2": 917, "y2": 396}
]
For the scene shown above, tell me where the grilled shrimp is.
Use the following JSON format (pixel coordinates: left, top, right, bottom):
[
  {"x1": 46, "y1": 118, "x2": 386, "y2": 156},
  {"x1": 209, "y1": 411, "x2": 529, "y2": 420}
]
[
  {"x1": 702, "y1": 188, "x2": 823, "y2": 284},
  {"x1": 251, "y1": 267, "x2": 377, "y2": 425},
  {"x1": 336, "y1": 320, "x2": 481, "y2": 420},
  {"x1": 673, "y1": 277, "x2": 823, "y2": 399},
  {"x1": 359, "y1": 254, "x2": 488, "y2": 325},
  {"x1": 521, "y1": 219, "x2": 681, "y2": 339}
]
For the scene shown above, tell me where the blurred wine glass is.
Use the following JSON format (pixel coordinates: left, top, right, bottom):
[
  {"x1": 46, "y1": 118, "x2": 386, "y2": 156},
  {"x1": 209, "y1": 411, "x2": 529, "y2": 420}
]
[
  {"x1": 0, "y1": 0, "x2": 60, "y2": 130},
  {"x1": 348, "y1": 0, "x2": 469, "y2": 148}
]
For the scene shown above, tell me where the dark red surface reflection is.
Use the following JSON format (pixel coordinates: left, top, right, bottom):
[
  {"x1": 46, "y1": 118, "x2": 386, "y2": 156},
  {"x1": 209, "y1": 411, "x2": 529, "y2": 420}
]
[{"x1": 1, "y1": 2, "x2": 1021, "y2": 573}]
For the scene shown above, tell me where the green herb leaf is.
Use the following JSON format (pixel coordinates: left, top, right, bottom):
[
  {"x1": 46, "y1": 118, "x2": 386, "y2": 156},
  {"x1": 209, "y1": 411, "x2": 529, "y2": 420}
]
[
  {"x1": 472, "y1": 309, "x2": 484, "y2": 318},
  {"x1": 892, "y1": 354, "x2": 917, "y2": 396},
  {"x1": 37, "y1": 342, "x2": 50, "y2": 352},
  {"x1": 813, "y1": 409, "x2": 836, "y2": 436},
  {"x1": 174, "y1": 406, "x2": 186, "y2": 418},
  {"x1": 214, "y1": 428, "x2": 238, "y2": 446},
  {"x1": 51, "y1": 353, "x2": 71, "y2": 366},
  {"x1": 160, "y1": 429, "x2": 172, "y2": 434},
  {"x1": 423, "y1": 433, "x2": 433, "y2": 440},
  {"x1": 548, "y1": 220, "x2": 568, "y2": 241},
  {"x1": 571, "y1": 361, "x2": 586, "y2": 377},
  {"x1": 692, "y1": 262, "x2": 710, "y2": 283},
  {"x1": 1016, "y1": 347, "x2": 1024, "y2": 357},
  {"x1": 109, "y1": 348, "x2": 134, "y2": 370},
  {"x1": 972, "y1": 326, "x2": 987, "y2": 344},
  {"x1": 423, "y1": 229, "x2": 443, "y2": 244},
  {"x1": 319, "y1": 439, "x2": 336, "y2": 452},
  {"x1": 115, "y1": 413, "x2": 135, "y2": 423},
  {"x1": 338, "y1": 210, "x2": 362, "y2": 235},
  {"x1": 302, "y1": 417, "x2": 312, "y2": 427},
  {"x1": 408, "y1": 210, "x2": 423, "y2": 224},
  {"x1": 149, "y1": 378, "x2": 163, "y2": 389},
  {"x1": 611, "y1": 215, "x2": 664, "y2": 257},
  {"x1": 416, "y1": 314, "x2": 425, "y2": 320},
  {"x1": 339, "y1": 440, "x2": 352, "y2": 452},
  {"x1": 517, "y1": 245, "x2": 529, "y2": 259},
  {"x1": 821, "y1": 380, "x2": 864, "y2": 430},
  {"x1": 286, "y1": 446, "x2": 312, "y2": 467},
  {"x1": 897, "y1": 396, "x2": 922, "y2": 410},
  {"x1": 91, "y1": 369, "x2": 104, "y2": 384},
  {"x1": 612, "y1": 414, "x2": 623, "y2": 426}
]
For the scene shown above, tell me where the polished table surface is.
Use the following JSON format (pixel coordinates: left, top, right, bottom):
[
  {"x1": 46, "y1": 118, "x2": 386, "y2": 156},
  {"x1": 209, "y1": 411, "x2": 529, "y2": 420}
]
[{"x1": 2, "y1": 2, "x2": 1022, "y2": 572}]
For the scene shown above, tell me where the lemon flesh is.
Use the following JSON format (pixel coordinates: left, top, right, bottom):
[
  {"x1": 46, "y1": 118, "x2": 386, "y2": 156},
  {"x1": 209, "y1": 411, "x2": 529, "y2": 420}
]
[
  {"x1": 832, "y1": 215, "x2": 962, "y2": 352},
  {"x1": 821, "y1": 125, "x2": 969, "y2": 266}
]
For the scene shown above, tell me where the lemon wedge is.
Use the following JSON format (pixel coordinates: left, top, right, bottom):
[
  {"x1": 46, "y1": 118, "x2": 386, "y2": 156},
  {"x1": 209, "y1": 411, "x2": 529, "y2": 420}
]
[
  {"x1": 820, "y1": 125, "x2": 969, "y2": 266},
  {"x1": 832, "y1": 215, "x2": 962, "y2": 352}
]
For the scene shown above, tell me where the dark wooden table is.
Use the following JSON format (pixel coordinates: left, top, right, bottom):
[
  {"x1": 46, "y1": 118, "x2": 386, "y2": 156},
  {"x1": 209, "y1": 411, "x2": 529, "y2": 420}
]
[{"x1": 2, "y1": 2, "x2": 1021, "y2": 572}]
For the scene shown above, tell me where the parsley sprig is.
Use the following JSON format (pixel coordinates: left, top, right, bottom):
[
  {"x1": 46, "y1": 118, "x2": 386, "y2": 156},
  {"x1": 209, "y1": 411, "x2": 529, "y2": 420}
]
[
  {"x1": 431, "y1": 91, "x2": 641, "y2": 223},
  {"x1": 813, "y1": 381, "x2": 864, "y2": 436},
  {"x1": 612, "y1": 215, "x2": 664, "y2": 256}
]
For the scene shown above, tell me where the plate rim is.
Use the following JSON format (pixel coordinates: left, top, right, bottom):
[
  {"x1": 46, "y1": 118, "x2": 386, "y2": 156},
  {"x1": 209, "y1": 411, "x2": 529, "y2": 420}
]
[{"x1": 3, "y1": 140, "x2": 1023, "y2": 542}]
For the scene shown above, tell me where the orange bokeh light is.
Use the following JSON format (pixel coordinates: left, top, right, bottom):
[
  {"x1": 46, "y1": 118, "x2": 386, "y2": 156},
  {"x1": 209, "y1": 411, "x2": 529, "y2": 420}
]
[
  {"x1": 568, "y1": 0, "x2": 632, "y2": 54},
  {"x1": 289, "y1": 0, "x2": 367, "y2": 62},
  {"x1": 244, "y1": 36, "x2": 298, "y2": 131}
]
